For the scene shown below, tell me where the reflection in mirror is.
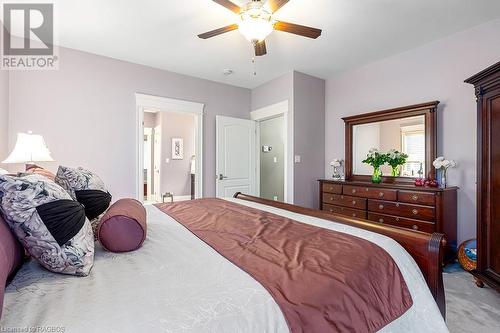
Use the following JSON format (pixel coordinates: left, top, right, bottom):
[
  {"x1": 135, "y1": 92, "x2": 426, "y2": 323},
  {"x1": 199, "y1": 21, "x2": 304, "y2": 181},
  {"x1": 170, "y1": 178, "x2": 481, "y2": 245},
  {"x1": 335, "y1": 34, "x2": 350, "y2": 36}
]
[{"x1": 353, "y1": 115, "x2": 426, "y2": 178}]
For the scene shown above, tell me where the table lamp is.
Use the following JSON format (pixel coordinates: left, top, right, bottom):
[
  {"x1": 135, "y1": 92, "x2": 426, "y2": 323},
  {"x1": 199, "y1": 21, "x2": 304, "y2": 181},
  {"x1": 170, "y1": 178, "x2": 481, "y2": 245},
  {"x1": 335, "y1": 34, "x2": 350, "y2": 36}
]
[{"x1": 2, "y1": 132, "x2": 54, "y2": 168}]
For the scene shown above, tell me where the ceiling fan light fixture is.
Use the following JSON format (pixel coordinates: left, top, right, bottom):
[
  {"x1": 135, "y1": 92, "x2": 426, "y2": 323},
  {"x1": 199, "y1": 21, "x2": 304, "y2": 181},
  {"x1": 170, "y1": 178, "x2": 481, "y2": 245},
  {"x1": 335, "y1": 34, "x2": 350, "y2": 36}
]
[{"x1": 238, "y1": 5, "x2": 274, "y2": 43}]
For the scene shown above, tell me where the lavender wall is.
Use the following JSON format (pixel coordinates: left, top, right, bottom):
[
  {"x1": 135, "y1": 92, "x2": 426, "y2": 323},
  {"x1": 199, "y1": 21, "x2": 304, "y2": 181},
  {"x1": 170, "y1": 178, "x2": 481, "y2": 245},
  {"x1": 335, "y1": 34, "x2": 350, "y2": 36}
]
[
  {"x1": 251, "y1": 72, "x2": 294, "y2": 111},
  {"x1": 293, "y1": 72, "x2": 325, "y2": 209},
  {"x1": 325, "y1": 18, "x2": 500, "y2": 243},
  {"x1": 8, "y1": 46, "x2": 251, "y2": 199},
  {"x1": 251, "y1": 71, "x2": 325, "y2": 208},
  {"x1": 0, "y1": 70, "x2": 8, "y2": 162}
]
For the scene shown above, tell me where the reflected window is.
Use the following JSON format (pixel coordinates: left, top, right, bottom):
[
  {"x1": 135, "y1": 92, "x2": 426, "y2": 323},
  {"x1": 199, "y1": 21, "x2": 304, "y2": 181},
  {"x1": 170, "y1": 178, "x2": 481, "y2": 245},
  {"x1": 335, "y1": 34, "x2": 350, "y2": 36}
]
[{"x1": 401, "y1": 125, "x2": 425, "y2": 177}]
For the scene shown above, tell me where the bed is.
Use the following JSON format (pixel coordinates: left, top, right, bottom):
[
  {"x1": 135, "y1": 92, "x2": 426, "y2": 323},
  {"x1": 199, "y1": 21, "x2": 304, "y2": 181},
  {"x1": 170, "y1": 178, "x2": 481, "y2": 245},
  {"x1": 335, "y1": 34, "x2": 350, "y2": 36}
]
[{"x1": 0, "y1": 195, "x2": 448, "y2": 332}]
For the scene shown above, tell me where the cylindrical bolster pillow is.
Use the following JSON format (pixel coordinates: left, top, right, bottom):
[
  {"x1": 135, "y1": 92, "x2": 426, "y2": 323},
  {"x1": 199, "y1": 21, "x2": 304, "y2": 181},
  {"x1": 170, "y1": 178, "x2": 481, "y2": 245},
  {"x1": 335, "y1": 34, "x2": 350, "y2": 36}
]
[{"x1": 97, "y1": 199, "x2": 147, "y2": 253}]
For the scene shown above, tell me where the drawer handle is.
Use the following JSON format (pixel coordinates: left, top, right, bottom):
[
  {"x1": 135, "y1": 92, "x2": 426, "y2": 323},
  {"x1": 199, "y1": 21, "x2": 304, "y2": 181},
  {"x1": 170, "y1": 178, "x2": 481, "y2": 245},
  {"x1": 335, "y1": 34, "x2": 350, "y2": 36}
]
[
  {"x1": 379, "y1": 204, "x2": 384, "y2": 210},
  {"x1": 329, "y1": 209, "x2": 333, "y2": 212},
  {"x1": 352, "y1": 189, "x2": 357, "y2": 194},
  {"x1": 412, "y1": 224, "x2": 419, "y2": 230},
  {"x1": 329, "y1": 186, "x2": 334, "y2": 191},
  {"x1": 378, "y1": 192, "x2": 384, "y2": 197},
  {"x1": 330, "y1": 197, "x2": 334, "y2": 201},
  {"x1": 341, "y1": 195, "x2": 344, "y2": 199},
  {"x1": 352, "y1": 213, "x2": 357, "y2": 217},
  {"x1": 379, "y1": 218, "x2": 384, "y2": 223},
  {"x1": 412, "y1": 195, "x2": 419, "y2": 201},
  {"x1": 396, "y1": 203, "x2": 400, "y2": 207},
  {"x1": 352, "y1": 200, "x2": 357, "y2": 205},
  {"x1": 412, "y1": 209, "x2": 418, "y2": 215},
  {"x1": 395, "y1": 217, "x2": 400, "y2": 222}
]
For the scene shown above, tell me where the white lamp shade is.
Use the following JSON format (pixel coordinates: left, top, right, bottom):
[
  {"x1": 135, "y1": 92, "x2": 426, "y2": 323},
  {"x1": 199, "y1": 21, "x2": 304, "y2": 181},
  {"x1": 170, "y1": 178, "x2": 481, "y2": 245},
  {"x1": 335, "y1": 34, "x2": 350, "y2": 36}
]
[{"x1": 2, "y1": 133, "x2": 54, "y2": 164}]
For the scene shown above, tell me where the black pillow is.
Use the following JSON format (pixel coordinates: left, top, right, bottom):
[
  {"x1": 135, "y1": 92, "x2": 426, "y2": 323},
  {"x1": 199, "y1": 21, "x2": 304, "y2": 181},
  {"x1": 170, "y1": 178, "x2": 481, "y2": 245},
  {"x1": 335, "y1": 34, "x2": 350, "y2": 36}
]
[{"x1": 55, "y1": 166, "x2": 112, "y2": 220}]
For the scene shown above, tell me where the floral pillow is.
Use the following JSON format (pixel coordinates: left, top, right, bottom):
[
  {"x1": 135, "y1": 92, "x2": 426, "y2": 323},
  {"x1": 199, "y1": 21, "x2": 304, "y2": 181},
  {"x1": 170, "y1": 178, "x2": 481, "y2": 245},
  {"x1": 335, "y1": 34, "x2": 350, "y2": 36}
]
[
  {"x1": 55, "y1": 166, "x2": 112, "y2": 221},
  {"x1": 0, "y1": 174, "x2": 94, "y2": 276}
]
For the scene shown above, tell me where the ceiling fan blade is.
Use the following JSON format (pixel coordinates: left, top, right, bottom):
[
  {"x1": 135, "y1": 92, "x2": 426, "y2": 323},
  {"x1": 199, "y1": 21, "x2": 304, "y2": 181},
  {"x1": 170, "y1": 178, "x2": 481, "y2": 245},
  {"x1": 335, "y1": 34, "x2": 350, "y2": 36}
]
[
  {"x1": 198, "y1": 24, "x2": 239, "y2": 39},
  {"x1": 212, "y1": 0, "x2": 242, "y2": 14},
  {"x1": 274, "y1": 21, "x2": 322, "y2": 39},
  {"x1": 254, "y1": 40, "x2": 267, "y2": 56},
  {"x1": 267, "y1": 0, "x2": 290, "y2": 13}
]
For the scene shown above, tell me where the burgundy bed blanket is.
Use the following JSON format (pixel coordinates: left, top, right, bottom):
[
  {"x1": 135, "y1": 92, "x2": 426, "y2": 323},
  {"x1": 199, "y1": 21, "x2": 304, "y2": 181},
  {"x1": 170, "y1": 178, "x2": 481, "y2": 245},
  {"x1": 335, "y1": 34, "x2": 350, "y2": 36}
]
[{"x1": 156, "y1": 198, "x2": 413, "y2": 333}]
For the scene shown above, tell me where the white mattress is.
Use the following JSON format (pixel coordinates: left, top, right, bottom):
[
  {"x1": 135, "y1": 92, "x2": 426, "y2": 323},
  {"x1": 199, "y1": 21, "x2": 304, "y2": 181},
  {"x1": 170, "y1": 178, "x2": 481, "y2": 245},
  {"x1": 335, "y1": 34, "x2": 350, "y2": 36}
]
[{"x1": 1, "y1": 198, "x2": 449, "y2": 332}]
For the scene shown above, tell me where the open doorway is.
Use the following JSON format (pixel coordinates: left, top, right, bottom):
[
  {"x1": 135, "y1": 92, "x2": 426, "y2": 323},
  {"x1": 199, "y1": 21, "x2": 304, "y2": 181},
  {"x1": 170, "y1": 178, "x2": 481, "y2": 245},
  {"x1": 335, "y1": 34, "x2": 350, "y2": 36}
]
[
  {"x1": 251, "y1": 100, "x2": 293, "y2": 203},
  {"x1": 143, "y1": 110, "x2": 197, "y2": 203},
  {"x1": 136, "y1": 93, "x2": 204, "y2": 203},
  {"x1": 258, "y1": 115, "x2": 285, "y2": 201}
]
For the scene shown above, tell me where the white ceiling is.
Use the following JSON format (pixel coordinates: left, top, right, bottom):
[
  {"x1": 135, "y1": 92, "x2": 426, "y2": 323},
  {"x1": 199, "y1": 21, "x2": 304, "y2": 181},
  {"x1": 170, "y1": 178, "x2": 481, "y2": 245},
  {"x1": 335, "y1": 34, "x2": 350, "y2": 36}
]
[{"x1": 49, "y1": 0, "x2": 500, "y2": 88}]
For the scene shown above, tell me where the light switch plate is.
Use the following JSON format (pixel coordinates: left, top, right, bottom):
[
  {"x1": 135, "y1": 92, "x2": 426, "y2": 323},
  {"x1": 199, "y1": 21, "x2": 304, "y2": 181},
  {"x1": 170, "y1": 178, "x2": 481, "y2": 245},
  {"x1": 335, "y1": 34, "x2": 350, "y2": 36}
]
[{"x1": 294, "y1": 155, "x2": 301, "y2": 163}]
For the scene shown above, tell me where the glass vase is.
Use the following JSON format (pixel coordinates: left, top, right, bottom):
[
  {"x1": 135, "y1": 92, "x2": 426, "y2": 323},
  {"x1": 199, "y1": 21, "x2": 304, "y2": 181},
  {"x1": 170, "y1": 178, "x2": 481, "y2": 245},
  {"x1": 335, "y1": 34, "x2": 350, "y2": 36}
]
[
  {"x1": 440, "y1": 168, "x2": 447, "y2": 189},
  {"x1": 391, "y1": 165, "x2": 401, "y2": 177},
  {"x1": 371, "y1": 166, "x2": 383, "y2": 183}
]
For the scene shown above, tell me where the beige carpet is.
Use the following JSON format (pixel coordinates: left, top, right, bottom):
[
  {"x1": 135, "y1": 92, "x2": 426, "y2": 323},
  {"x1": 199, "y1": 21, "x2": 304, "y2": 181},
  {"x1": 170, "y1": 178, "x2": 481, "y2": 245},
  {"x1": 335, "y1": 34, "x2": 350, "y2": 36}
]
[{"x1": 444, "y1": 267, "x2": 500, "y2": 333}]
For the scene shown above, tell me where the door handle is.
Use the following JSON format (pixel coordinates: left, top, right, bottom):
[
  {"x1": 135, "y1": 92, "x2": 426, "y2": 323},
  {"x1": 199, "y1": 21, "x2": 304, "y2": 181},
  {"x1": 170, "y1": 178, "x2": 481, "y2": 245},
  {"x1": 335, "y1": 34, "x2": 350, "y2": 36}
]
[{"x1": 218, "y1": 174, "x2": 228, "y2": 180}]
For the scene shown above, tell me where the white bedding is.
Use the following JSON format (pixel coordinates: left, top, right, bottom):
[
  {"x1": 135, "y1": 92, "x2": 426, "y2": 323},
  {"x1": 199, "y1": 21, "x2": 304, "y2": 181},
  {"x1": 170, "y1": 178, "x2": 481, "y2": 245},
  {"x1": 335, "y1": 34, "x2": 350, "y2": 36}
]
[{"x1": 1, "y1": 198, "x2": 448, "y2": 333}]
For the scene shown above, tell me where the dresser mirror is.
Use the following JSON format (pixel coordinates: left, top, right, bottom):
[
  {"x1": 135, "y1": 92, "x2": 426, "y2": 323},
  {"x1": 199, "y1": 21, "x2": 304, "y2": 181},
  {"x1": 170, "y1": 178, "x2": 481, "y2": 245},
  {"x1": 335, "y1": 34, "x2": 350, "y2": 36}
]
[{"x1": 343, "y1": 101, "x2": 439, "y2": 183}]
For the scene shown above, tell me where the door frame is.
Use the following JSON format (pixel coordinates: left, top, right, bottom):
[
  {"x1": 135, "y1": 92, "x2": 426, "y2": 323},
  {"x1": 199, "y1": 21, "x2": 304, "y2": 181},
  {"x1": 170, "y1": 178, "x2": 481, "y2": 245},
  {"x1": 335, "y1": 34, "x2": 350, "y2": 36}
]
[
  {"x1": 135, "y1": 93, "x2": 204, "y2": 202},
  {"x1": 250, "y1": 100, "x2": 293, "y2": 204}
]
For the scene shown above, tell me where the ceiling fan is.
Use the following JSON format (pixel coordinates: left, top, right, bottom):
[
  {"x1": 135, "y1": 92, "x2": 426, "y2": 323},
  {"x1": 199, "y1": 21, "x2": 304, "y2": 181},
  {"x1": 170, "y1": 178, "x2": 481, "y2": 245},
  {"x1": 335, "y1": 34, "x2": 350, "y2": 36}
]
[{"x1": 198, "y1": 0, "x2": 322, "y2": 56}]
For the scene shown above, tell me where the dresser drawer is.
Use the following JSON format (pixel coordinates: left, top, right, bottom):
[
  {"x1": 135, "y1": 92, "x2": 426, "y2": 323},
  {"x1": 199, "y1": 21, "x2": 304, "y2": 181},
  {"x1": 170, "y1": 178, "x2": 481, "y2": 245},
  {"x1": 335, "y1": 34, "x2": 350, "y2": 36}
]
[
  {"x1": 367, "y1": 213, "x2": 435, "y2": 233},
  {"x1": 322, "y1": 194, "x2": 367, "y2": 210},
  {"x1": 343, "y1": 185, "x2": 397, "y2": 201},
  {"x1": 323, "y1": 204, "x2": 367, "y2": 219},
  {"x1": 398, "y1": 190, "x2": 436, "y2": 206},
  {"x1": 322, "y1": 183, "x2": 342, "y2": 194},
  {"x1": 367, "y1": 200, "x2": 435, "y2": 222}
]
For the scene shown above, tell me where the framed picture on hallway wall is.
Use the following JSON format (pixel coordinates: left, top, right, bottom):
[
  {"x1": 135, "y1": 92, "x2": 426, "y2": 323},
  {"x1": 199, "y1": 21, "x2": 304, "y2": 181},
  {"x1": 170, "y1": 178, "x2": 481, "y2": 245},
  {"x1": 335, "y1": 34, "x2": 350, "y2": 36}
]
[{"x1": 172, "y1": 138, "x2": 184, "y2": 160}]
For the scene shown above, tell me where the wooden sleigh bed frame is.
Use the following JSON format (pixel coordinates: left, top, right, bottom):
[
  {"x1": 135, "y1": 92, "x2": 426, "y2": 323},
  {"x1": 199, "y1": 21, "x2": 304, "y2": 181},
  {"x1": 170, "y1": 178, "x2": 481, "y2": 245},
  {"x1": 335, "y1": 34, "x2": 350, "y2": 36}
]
[{"x1": 233, "y1": 193, "x2": 446, "y2": 318}]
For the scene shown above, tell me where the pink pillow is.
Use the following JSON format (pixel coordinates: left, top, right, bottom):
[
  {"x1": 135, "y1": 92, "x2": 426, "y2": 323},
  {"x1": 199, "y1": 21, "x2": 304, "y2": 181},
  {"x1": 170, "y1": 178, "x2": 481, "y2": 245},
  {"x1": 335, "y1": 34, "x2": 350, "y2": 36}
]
[
  {"x1": 98, "y1": 199, "x2": 147, "y2": 253},
  {"x1": 25, "y1": 164, "x2": 56, "y2": 182},
  {"x1": 0, "y1": 214, "x2": 24, "y2": 319}
]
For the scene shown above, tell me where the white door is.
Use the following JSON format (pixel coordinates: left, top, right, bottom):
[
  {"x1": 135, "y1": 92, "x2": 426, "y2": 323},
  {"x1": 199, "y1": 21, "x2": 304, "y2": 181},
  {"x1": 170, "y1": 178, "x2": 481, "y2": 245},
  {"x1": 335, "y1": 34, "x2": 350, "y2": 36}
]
[
  {"x1": 216, "y1": 116, "x2": 256, "y2": 198},
  {"x1": 153, "y1": 125, "x2": 162, "y2": 202}
]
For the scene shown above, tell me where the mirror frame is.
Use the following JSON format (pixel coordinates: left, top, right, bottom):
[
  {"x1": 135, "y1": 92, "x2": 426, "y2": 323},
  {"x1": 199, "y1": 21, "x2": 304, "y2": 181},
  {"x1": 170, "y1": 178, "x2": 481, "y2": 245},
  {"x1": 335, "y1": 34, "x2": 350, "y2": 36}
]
[{"x1": 343, "y1": 101, "x2": 439, "y2": 184}]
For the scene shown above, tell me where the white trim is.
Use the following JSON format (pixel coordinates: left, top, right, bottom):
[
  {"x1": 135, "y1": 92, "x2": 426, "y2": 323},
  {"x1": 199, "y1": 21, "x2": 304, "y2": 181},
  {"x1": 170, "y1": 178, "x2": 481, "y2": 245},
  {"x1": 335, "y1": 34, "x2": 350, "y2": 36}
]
[
  {"x1": 251, "y1": 100, "x2": 293, "y2": 204},
  {"x1": 250, "y1": 100, "x2": 288, "y2": 121},
  {"x1": 135, "y1": 93, "x2": 204, "y2": 202},
  {"x1": 135, "y1": 93, "x2": 204, "y2": 115}
]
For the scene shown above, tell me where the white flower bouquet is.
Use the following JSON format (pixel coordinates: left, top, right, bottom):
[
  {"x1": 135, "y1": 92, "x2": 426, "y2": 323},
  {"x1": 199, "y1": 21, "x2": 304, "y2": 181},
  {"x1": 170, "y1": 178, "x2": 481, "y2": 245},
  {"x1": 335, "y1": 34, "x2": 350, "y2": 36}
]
[{"x1": 433, "y1": 156, "x2": 457, "y2": 188}]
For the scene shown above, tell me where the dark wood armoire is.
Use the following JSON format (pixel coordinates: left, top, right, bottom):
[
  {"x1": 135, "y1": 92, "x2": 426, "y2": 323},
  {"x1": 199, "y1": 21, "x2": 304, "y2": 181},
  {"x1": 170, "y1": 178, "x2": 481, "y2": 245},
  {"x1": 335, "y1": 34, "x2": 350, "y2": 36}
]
[{"x1": 465, "y1": 61, "x2": 500, "y2": 292}]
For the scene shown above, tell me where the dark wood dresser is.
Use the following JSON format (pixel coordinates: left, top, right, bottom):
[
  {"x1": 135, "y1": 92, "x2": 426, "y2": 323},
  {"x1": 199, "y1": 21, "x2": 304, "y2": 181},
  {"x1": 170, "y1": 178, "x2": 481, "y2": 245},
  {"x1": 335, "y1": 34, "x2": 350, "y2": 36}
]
[
  {"x1": 319, "y1": 180, "x2": 457, "y2": 259},
  {"x1": 466, "y1": 61, "x2": 500, "y2": 291}
]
